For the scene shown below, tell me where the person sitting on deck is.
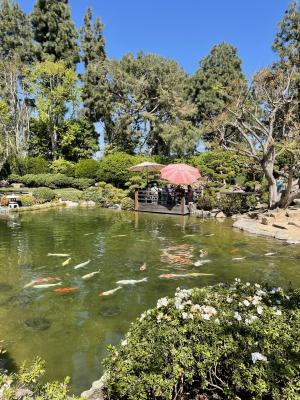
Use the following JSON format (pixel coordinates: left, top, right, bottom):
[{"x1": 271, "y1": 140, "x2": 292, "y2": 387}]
[{"x1": 150, "y1": 183, "x2": 159, "y2": 195}]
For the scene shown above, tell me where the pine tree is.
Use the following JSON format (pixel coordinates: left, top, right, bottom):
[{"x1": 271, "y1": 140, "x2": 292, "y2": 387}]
[
  {"x1": 190, "y1": 42, "x2": 247, "y2": 142},
  {"x1": 0, "y1": 0, "x2": 34, "y2": 62},
  {"x1": 31, "y1": 0, "x2": 79, "y2": 68}
]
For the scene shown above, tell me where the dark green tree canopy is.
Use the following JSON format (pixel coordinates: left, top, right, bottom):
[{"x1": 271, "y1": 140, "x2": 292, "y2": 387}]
[
  {"x1": 0, "y1": 0, "x2": 34, "y2": 62},
  {"x1": 273, "y1": 1, "x2": 300, "y2": 66},
  {"x1": 191, "y1": 42, "x2": 247, "y2": 128},
  {"x1": 31, "y1": 0, "x2": 79, "y2": 68}
]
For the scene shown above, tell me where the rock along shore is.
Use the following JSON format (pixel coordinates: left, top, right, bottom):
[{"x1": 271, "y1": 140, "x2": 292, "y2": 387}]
[{"x1": 232, "y1": 207, "x2": 300, "y2": 244}]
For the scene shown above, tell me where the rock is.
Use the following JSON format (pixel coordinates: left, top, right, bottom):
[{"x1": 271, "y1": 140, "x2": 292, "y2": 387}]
[
  {"x1": 108, "y1": 204, "x2": 121, "y2": 210},
  {"x1": 81, "y1": 374, "x2": 107, "y2": 400},
  {"x1": 215, "y1": 211, "x2": 226, "y2": 218},
  {"x1": 288, "y1": 221, "x2": 300, "y2": 228},
  {"x1": 261, "y1": 217, "x2": 269, "y2": 225},
  {"x1": 16, "y1": 388, "x2": 34, "y2": 399},
  {"x1": 80, "y1": 200, "x2": 96, "y2": 207},
  {"x1": 11, "y1": 183, "x2": 23, "y2": 188},
  {"x1": 64, "y1": 201, "x2": 78, "y2": 208}
]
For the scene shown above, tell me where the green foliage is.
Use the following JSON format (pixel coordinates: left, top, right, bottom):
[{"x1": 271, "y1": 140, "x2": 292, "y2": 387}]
[
  {"x1": 70, "y1": 178, "x2": 94, "y2": 190},
  {"x1": 54, "y1": 188, "x2": 82, "y2": 202},
  {"x1": 97, "y1": 152, "x2": 141, "y2": 187},
  {"x1": 31, "y1": 0, "x2": 79, "y2": 68},
  {"x1": 7, "y1": 173, "x2": 22, "y2": 183},
  {"x1": 0, "y1": 0, "x2": 34, "y2": 63},
  {"x1": 20, "y1": 174, "x2": 73, "y2": 189},
  {"x1": 125, "y1": 175, "x2": 147, "y2": 196},
  {"x1": 120, "y1": 197, "x2": 134, "y2": 211},
  {"x1": 33, "y1": 187, "x2": 56, "y2": 203},
  {"x1": 17, "y1": 156, "x2": 49, "y2": 175},
  {"x1": 50, "y1": 160, "x2": 75, "y2": 177},
  {"x1": 218, "y1": 194, "x2": 257, "y2": 216},
  {"x1": 190, "y1": 42, "x2": 247, "y2": 141},
  {"x1": 82, "y1": 184, "x2": 127, "y2": 207},
  {"x1": 190, "y1": 150, "x2": 247, "y2": 182},
  {"x1": 74, "y1": 159, "x2": 99, "y2": 179},
  {"x1": 104, "y1": 281, "x2": 300, "y2": 400},
  {"x1": 19, "y1": 195, "x2": 36, "y2": 207},
  {"x1": 197, "y1": 189, "x2": 219, "y2": 211},
  {"x1": 0, "y1": 357, "x2": 79, "y2": 399}
]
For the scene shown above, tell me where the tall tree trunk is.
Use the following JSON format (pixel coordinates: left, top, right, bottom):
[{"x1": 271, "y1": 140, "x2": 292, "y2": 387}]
[
  {"x1": 278, "y1": 166, "x2": 300, "y2": 208},
  {"x1": 261, "y1": 147, "x2": 279, "y2": 208}
]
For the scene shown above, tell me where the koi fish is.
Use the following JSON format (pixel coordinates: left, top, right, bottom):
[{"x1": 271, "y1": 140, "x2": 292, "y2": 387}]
[
  {"x1": 116, "y1": 278, "x2": 148, "y2": 285},
  {"x1": 53, "y1": 287, "x2": 79, "y2": 294},
  {"x1": 265, "y1": 252, "x2": 277, "y2": 256},
  {"x1": 81, "y1": 270, "x2": 100, "y2": 280},
  {"x1": 183, "y1": 234, "x2": 195, "y2": 238},
  {"x1": 33, "y1": 282, "x2": 62, "y2": 289},
  {"x1": 24, "y1": 277, "x2": 60, "y2": 288},
  {"x1": 84, "y1": 233, "x2": 94, "y2": 236},
  {"x1": 139, "y1": 262, "x2": 147, "y2": 271},
  {"x1": 62, "y1": 258, "x2": 71, "y2": 266},
  {"x1": 194, "y1": 260, "x2": 212, "y2": 267},
  {"x1": 229, "y1": 248, "x2": 239, "y2": 255},
  {"x1": 47, "y1": 253, "x2": 70, "y2": 257},
  {"x1": 205, "y1": 234, "x2": 215, "y2": 237},
  {"x1": 159, "y1": 273, "x2": 214, "y2": 279},
  {"x1": 232, "y1": 257, "x2": 246, "y2": 261},
  {"x1": 112, "y1": 235, "x2": 127, "y2": 237},
  {"x1": 99, "y1": 286, "x2": 122, "y2": 296},
  {"x1": 73, "y1": 260, "x2": 91, "y2": 270}
]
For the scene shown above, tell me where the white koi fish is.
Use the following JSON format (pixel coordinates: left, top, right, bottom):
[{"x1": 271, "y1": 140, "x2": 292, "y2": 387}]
[
  {"x1": 33, "y1": 282, "x2": 62, "y2": 289},
  {"x1": 265, "y1": 252, "x2": 277, "y2": 256},
  {"x1": 73, "y1": 260, "x2": 91, "y2": 270},
  {"x1": 232, "y1": 257, "x2": 246, "y2": 261},
  {"x1": 48, "y1": 253, "x2": 70, "y2": 257},
  {"x1": 99, "y1": 286, "x2": 122, "y2": 296},
  {"x1": 194, "y1": 260, "x2": 212, "y2": 267},
  {"x1": 62, "y1": 258, "x2": 71, "y2": 266},
  {"x1": 139, "y1": 262, "x2": 147, "y2": 271},
  {"x1": 116, "y1": 278, "x2": 148, "y2": 285},
  {"x1": 81, "y1": 270, "x2": 100, "y2": 280}
]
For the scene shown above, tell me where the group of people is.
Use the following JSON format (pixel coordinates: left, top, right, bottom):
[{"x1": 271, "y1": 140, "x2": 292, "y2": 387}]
[{"x1": 147, "y1": 183, "x2": 195, "y2": 204}]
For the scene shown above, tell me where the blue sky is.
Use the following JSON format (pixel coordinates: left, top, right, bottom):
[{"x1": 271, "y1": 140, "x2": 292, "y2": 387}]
[{"x1": 19, "y1": 0, "x2": 290, "y2": 79}]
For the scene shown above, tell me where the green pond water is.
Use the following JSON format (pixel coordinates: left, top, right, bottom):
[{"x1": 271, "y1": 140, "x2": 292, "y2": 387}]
[{"x1": 0, "y1": 208, "x2": 299, "y2": 394}]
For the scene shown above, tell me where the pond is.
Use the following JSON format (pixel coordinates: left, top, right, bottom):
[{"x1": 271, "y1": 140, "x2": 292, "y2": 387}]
[{"x1": 0, "y1": 208, "x2": 299, "y2": 394}]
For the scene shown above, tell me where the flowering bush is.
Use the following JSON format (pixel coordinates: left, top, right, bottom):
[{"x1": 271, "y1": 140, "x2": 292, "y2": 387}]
[{"x1": 104, "y1": 281, "x2": 300, "y2": 400}]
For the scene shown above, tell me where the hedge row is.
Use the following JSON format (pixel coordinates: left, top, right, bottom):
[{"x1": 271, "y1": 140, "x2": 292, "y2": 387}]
[{"x1": 8, "y1": 173, "x2": 94, "y2": 190}]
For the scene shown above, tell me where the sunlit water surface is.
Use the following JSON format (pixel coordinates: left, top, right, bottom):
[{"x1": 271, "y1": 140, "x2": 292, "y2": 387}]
[{"x1": 0, "y1": 208, "x2": 299, "y2": 393}]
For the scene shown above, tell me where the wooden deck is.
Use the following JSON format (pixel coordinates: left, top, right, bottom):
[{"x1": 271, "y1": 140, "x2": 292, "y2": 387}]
[{"x1": 134, "y1": 190, "x2": 190, "y2": 215}]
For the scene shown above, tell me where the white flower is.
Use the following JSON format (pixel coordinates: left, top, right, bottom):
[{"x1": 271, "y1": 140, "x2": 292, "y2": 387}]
[
  {"x1": 157, "y1": 297, "x2": 169, "y2": 309},
  {"x1": 275, "y1": 309, "x2": 282, "y2": 316},
  {"x1": 226, "y1": 297, "x2": 233, "y2": 303},
  {"x1": 251, "y1": 295, "x2": 262, "y2": 305},
  {"x1": 157, "y1": 312, "x2": 164, "y2": 323},
  {"x1": 182, "y1": 312, "x2": 193, "y2": 320},
  {"x1": 254, "y1": 283, "x2": 261, "y2": 288},
  {"x1": 214, "y1": 318, "x2": 220, "y2": 324},
  {"x1": 234, "y1": 311, "x2": 242, "y2": 321},
  {"x1": 246, "y1": 282, "x2": 251, "y2": 287},
  {"x1": 175, "y1": 299, "x2": 184, "y2": 310},
  {"x1": 251, "y1": 352, "x2": 268, "y2": 363},
  {"x1": 243, "y1": 300, "x2": 250, "y2": 307},
  {"x1": 139, "y1": 312, "x2": 146, "y2": 321},
  {"x1": 121, "y1": 339, "x2": 127, "y2": 346},
  {"x1": 256, "y1": 306, "x2": 263, "y2": 315},
  {"x1": 235, "y1": 278, "x2": 241, "y2": 283},
  {"x1": 202, "y1": 313, "x2": 210, "y2": 320}
]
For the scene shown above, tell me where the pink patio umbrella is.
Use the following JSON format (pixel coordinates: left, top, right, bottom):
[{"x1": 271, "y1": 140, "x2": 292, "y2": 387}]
[{"x1": 160, "y1": 163, "x2": 200, "y2": 185}]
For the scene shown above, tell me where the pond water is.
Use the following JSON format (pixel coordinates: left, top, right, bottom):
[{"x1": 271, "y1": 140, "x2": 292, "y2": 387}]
[{"x1": 0, "y1": 208, "x2": 299, "y2": 394}]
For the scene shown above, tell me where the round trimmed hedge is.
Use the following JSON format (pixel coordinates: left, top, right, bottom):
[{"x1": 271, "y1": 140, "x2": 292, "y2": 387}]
[{"x1": 103, "y1": 281, "x2": 300, "y2": 400}]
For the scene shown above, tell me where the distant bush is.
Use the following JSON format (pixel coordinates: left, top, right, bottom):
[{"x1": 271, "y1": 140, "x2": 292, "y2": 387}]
[
  {"x1": 54, "y1": 188, "x2": 82, "y2": 202},
  {"x1": 19, "y1": 195, "x2": 36, "y2": 207},
  {"x1": 71, "y1": 177, "x2": 94, "y2": 190},
  {"x1": 104, "y1": 281, "x2": 300, "y2": 400},
  {"x1": 120, "y1": 197, "x2": 134, "y2": 210},
  {"x1": 75, "y1": 159, "x2": 99, "y2": 179},
  {"x1": 219, "y1": 194, "x2": 257, "y2": 216},
  {"x1": 197, "y1": 189, "x2": 219, "y2": 211},
  {"x1": 97, "y1": 152, "x2": 142, "y2": 187},
  {"x1": 82, "y1": 184, "x2": 127, "y2": 207},
  {"x1": 0, "y1": 196, "x2": 9, "y2": 207},
  {"x1": 33, "y1": 187, "x2": 56, "y2": 203},
  {"x1": 8, "y1": 174, "x2": 23, "y2": 183},
  {"x1": 16, "y1": 157, "x2": 49, "y2": 175},
  {"x1": 50, "y1": 160, "x2": 75, "y2": 177}
]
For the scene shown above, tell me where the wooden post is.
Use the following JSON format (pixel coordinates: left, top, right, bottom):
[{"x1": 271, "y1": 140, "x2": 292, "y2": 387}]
[
  {"x1": 134, "y1": 190, "x2": 139, "y2": 211},
  {"x1": 180, "y1": 196, "x2": 185, "y2": 214}
]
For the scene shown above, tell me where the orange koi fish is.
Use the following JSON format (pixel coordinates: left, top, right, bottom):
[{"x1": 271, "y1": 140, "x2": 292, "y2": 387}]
[{"x1": 53, "y1": 286, "x2": 79, "y2": 294}]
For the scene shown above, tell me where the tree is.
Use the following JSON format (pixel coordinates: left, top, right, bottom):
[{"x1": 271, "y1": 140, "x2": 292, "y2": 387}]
[
  {"x1": 28, "y1": 60, "x2": 79, "y2": 161},
  {"x1": 31, "y1": 0, "x2": 79, "y2": 68},
  {"x1": 190, "y1": 42, "x2": 247, "y2": 142},
  {"x1": 0, "y1": 60, "x2": 33, "y2": 171},
  {"x1": 80, "y1": 7, "x2": 111, "y2": 141},
  {"x1": 0, "y1": 0, "x2": 34, "y2": 63},
  {"x1": 214, "y1": 64, "x2": 299, "y2": 208},
  {"x1": 103, "y1": 53, "x2": 199, "y2": 156}
]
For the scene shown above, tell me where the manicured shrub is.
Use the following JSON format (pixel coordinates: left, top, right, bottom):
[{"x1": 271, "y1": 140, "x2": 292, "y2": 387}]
[
  {"x1": 75, "y1": 159, "x2": 99, "y2": 179},
  {"x1": 50, "y1": 160, "x2": 75, "y2": 177},
  {"x1": 33, "y1": 187, "x2": 56, "y2": 203},
  {"x1": 7, "y1": 174, "x2": 22, "y2": 183},
  {"x1": 82, "y1": 184, "x2": 128, "y2": 207},
  {"x1": 71, "y1": 178, "x2": 94, "y2": 190},
  {"x1": 19, "y1": 195, "x2": 36, "y2": 207},
  {"x1": 120, "y1": 197, "x2": 134, "y2": 210},
  {"x1": 104, "y1": 281, "x2": 300, "y2": 400},
  {"x1": 54, "y1": 188, "x2": 82, "y2": 202},
  {"x1": 197, "y1": 189, "x2": 219, "y2": 211},
  {"x1": 218, "y1": 194, "x2": 257, "y2": 215},
  {"x1": 97, "y1": 152, "x2": 141, "y2": 187},
  {"x1": 18, "y1": 157, "x2": 49, "y2": 175}
]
